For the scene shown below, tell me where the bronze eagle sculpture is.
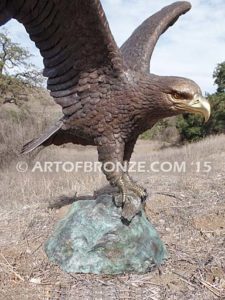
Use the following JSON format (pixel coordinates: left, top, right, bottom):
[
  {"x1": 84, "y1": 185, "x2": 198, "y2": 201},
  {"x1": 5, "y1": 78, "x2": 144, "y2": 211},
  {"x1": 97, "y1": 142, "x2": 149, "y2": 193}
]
[{"x1": 0, "y1": 1, "x2": 211, "y2": 221}]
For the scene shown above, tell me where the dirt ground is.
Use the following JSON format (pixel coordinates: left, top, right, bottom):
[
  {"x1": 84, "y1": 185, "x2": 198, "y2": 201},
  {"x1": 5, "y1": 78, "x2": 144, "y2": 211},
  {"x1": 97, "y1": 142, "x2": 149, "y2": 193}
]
[{"x1": 0, "y1": 136, "x2": 225, "y2": 299}]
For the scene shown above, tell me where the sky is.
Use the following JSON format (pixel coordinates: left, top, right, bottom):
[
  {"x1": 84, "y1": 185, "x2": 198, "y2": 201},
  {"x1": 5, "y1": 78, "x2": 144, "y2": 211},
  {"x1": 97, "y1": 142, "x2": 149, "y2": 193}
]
[{"x1": 1, "y1": 0, "x2": 225, "y2": 94}]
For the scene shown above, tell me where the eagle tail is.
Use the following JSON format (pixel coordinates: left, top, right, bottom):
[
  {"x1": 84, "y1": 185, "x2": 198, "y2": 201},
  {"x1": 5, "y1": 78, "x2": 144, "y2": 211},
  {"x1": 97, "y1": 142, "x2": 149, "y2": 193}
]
[{"x1": 21, "y1": 119, "x2": 63, "y2": 154}]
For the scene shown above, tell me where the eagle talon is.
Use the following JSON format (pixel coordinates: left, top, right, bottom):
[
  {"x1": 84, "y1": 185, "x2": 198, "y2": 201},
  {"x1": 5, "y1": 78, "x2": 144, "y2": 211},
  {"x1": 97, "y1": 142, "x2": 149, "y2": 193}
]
[
  {"x1": 122, "y1": 192, "x2": 127, "y2": 205},
  {"x1": 141, "y1": 189, "x2": 148, "y2": 202},
  {"x1": 122, "y1": 174, "x2": 148, "y2": 202},
  {"x1": 113, "y1": 194, "x2": 123, "y2": 207},
  {"x1": 113, "y1": 176, "x2": 146, "y2": 221},
  {"x1": 121, "y1": 193, "x2": 142, "y2": 222},
  {"x1": 113, "y1": 191, "x2": 128, "y2": 208}
]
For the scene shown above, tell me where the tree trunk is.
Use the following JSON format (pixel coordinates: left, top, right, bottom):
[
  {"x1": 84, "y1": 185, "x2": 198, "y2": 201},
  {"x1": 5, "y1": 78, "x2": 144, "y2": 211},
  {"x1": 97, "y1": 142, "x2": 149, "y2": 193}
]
[{"x1": 0, "y1": 61, "x2": 4, "y2": 74}]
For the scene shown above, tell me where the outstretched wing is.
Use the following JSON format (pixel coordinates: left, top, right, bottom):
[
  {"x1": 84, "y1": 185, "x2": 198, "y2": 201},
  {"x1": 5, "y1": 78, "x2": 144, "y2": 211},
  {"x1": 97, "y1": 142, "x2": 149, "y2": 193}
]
[
  {"x1": 120, "y1": 1, "x2": 191, "y2": 73},
  {"x1": 0, "y1": 0, "x2": 126, "y2": 107}
]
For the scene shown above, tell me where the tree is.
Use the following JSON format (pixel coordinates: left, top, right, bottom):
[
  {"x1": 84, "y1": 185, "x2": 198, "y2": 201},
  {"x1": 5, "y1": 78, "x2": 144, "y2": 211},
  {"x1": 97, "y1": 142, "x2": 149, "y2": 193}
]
[
  {"x1": 206, "y1": 93, "x2": 225, "y2": 134},
  {"x1": 176, "y1": 62, "x2": 225, "y2": 142},
  {"x1": 0, "y1": 30, "x2": 44, "y2": 87},
  {"x1": 176, "y1": 114, "x2": 207, "y2": 142},
  {"x1": 213, "y1": 61, "x2": 225, "y2": 93}
]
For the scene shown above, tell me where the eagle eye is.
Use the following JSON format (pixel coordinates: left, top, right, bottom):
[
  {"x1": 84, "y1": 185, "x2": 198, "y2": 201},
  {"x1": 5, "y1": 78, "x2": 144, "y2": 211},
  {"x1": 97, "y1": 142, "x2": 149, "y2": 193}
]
[
  {"x1": 172, "y1": 91, "x2": 187, "y2": 100},
  {"x1": 173, "y1": 92, "x2": 181, "y2": 99}
]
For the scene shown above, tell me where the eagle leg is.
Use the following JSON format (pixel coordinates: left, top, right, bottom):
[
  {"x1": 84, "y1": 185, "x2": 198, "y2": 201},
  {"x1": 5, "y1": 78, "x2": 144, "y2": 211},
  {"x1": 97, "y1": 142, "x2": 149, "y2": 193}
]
[
  {"x1": 98, "y1": 140, "x2": 146, "y2": 222},
  {"x1": 122, "y1": 140, "x2": 148, "y2": 202}
]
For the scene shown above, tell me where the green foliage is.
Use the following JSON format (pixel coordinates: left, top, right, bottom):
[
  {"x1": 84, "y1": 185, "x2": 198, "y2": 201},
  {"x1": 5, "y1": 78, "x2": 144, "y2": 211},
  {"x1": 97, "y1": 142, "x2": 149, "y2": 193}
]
[
  {"x1": 0, "y1": 31, "x2": 31, "y2": 74},
  {"x1": 0, "y1": 73, "x2": 26, "y2": 105},
  {"x1": 176, "y1": 61, "x2": 225, "y2": 142},
  {"x1": 207, "y1": 93, "x2": 225, "y2": 134},
  {"x1": 213, "y1": 61, "x2": 225, "y2": 93},
  {"x1": 0, "y1": 30, "x2": 44, "y2": 87},
  {"x1": 176, "y1": 114, "x2": 206, "y2": 142},
  {"x1": 176, "y1": 92, "x2": 225, "y2": 142}
]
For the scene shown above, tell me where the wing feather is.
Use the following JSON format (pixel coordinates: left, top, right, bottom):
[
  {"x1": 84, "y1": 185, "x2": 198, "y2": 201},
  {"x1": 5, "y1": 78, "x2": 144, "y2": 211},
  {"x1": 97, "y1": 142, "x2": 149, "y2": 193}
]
[
  {"x1": 121, "y1": 1, "x2": 191, "y2": 73},
  {"x1": 0, "y1": 0, "x2": 126, "y2": 107}
]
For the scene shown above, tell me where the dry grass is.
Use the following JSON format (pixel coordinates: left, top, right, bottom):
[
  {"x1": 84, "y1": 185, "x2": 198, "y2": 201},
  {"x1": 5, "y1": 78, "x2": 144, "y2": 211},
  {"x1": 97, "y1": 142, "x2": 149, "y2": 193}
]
[{"x1": 0, "y1": 84, "x2": 60, "y2": 168}]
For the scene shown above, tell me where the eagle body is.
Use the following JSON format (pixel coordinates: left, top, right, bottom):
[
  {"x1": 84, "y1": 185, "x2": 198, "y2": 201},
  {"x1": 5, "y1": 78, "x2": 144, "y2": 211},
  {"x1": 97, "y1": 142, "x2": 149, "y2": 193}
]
[
  {"x1": 0, "y1": 0, "x2": 211, "y2": 220},
  {"x1": 55, "y1": 74, "x2": 161, "y2": 143}
]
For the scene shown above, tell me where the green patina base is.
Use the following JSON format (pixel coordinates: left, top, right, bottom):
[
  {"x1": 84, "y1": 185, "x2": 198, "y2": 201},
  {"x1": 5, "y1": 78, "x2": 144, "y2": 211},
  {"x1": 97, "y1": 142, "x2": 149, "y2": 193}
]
[{"x1": 45, "y1": 194, "x2": 167, "y2": 275}]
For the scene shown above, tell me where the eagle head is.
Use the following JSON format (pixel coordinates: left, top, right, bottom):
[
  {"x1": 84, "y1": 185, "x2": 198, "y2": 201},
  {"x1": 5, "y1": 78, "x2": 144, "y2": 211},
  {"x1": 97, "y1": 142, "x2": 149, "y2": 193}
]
[{"x1": 156, "y1": 76, "x2": 211, "y2": 122}]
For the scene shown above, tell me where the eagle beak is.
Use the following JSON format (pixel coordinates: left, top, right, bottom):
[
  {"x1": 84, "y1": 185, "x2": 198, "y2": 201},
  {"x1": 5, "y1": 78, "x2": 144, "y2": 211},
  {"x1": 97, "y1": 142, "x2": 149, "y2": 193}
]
[{"x1": 186, "y1": 95, "x2": 211, "y2": 122}]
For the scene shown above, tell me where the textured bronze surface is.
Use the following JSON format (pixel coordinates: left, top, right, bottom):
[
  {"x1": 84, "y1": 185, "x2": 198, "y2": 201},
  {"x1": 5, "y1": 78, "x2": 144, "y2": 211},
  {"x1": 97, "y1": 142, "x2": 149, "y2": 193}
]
[{"x1": 0, "y1": 1, "x2": 210, "y2": 220}]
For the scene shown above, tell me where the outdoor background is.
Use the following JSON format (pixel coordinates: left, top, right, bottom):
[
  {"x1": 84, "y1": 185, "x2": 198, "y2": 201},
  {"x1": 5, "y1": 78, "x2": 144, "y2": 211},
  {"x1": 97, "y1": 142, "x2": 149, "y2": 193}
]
[{"x1": 0, "y1": 1, "x2": 225, "y2": 299}]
